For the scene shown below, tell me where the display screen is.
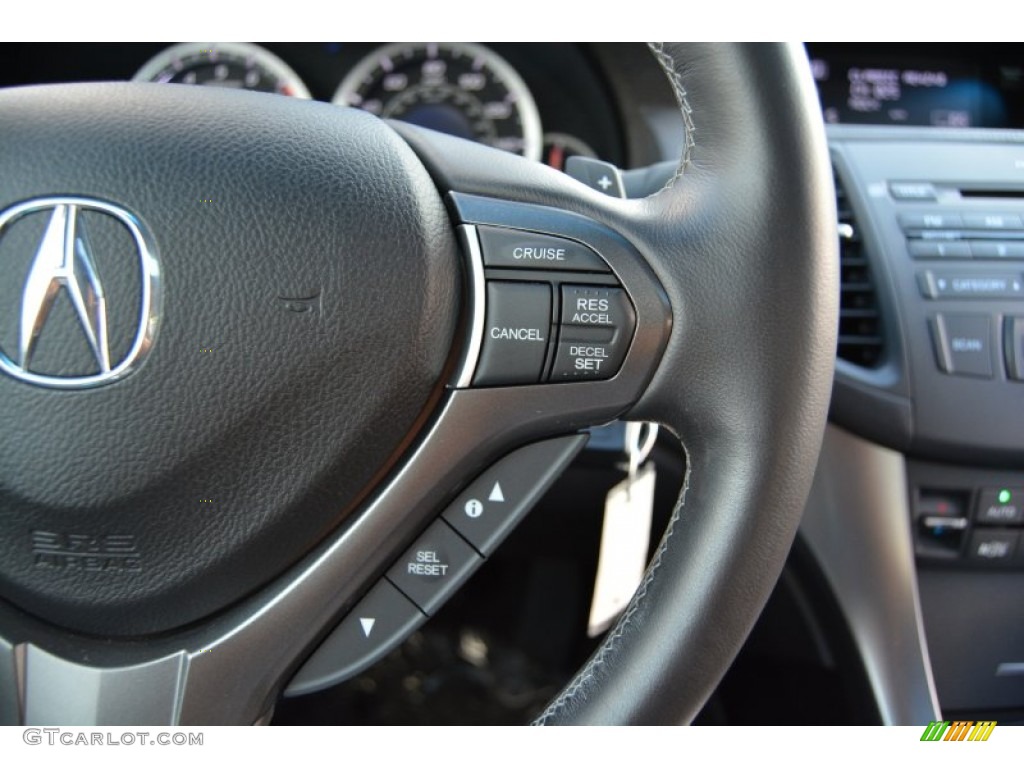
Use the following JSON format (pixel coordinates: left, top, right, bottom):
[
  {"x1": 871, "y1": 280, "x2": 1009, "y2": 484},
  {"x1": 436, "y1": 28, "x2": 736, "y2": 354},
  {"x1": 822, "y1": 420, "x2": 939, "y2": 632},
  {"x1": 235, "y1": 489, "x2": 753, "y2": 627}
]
[{"x1": 810, "y1": 57, "x2": 983, "y2": 127}]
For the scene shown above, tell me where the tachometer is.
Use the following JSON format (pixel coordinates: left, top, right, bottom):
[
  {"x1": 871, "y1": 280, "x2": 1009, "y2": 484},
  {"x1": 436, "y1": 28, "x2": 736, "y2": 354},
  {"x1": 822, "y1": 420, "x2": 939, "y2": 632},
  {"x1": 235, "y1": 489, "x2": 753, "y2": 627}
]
[
  {"x1": 133, "y1": 42, "x2": 311, "y2": 99},
  {"x1": 333, "y1": 42, "x2": 542, "y2": 161}
]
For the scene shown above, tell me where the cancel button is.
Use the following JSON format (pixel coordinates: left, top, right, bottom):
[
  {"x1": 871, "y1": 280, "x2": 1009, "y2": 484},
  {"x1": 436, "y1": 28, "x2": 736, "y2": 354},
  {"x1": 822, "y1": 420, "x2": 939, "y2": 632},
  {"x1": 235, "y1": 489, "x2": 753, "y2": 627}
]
[{"x1": 474, "y1": 281, "x2": 552, "y2": 387}]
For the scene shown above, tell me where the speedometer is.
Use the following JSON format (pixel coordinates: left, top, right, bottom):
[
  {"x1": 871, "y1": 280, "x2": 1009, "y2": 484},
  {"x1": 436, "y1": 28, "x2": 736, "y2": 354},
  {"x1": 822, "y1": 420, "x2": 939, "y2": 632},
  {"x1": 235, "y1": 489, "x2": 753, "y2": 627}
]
[
  {"x1": 333, "y1": 42, "x2": 542, "y2": 161},
  {"x1": 134, "y1": 42, "x2": 311, "y2": 99}
]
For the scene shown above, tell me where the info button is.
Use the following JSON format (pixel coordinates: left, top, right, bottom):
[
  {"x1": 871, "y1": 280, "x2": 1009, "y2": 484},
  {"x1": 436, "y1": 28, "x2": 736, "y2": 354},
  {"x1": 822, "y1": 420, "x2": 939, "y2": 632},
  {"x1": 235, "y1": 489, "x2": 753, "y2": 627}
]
[{"x1": 477, "y1": 226, "x2": 610, "y2": 273}]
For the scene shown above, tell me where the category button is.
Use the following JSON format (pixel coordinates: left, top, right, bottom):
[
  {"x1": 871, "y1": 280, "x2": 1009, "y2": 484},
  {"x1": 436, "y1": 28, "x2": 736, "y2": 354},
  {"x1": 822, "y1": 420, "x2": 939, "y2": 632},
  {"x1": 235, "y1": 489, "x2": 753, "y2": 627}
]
[
  {"x1": 386, "y1": 521, "x2": 482, "y2": 615},
  {"x1": 477, "y1": 226, "x2": 610, "y2": 272},
  {"x1": 918, "y1": 271, "x2": 1024, "y2": 299},
  {"x1": 889, "y1": 182, "x2": 937, "y2": 201},
  {"x1": 473, "y1": 281, "x2": 551, "y2": 387},
  {"x1": 560, "y1": 285, "x2": 635, "y2": 329}
]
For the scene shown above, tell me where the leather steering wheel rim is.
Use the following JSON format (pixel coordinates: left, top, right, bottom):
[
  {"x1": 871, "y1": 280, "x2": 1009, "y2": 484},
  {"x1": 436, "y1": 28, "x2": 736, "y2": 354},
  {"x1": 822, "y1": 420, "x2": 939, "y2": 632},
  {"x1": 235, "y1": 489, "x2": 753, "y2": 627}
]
[
  {"x1": 396, "y1": 42, "x2": 838, "y2": 724},
  {"x1": 541, "y1": 41, "x2": 838, "y2": 724}
]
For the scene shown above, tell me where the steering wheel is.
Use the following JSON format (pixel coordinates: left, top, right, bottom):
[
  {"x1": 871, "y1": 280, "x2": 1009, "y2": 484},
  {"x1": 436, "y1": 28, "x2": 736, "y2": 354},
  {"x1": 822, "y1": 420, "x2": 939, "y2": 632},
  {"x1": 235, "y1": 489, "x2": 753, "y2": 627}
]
[{"x1": 0, "y1": 42, "x2": 836, "y2": 725}]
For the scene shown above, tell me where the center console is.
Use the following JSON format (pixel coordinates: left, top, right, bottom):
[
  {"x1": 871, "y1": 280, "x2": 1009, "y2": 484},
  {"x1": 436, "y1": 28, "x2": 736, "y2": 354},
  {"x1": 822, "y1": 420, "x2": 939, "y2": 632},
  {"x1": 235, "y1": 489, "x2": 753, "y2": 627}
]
[{"x1": 826, "y1": 124, "x2": 1024, "y2": 717}]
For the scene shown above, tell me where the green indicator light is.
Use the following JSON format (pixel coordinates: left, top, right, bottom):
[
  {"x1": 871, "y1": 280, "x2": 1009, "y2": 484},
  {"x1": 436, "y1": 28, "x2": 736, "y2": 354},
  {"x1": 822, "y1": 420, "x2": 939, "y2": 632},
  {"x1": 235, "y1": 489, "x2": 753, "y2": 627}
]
[{"x1": 998, "y1": 489, "x2": 1012, "y2": 504}]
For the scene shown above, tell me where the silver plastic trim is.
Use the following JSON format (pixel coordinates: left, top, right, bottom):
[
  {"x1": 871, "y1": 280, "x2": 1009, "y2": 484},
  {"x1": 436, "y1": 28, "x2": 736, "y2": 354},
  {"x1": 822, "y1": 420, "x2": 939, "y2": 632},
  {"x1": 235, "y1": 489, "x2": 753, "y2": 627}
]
[
  {"x1": 454, "y1": 225, "x2": 485, "y2": 388},
  {"x1": 0, "y1": 196, "x2": 162, "y2": 390},
  {"x1": 996, "y1": 662, "x2": 1024, "y2": 677},
  {"x1": 22, "y1": 646, "x2": 188, "y2": 726},
  {"x1": 800, "y1": 424, "x2": 942, "y2": 725},
  {"x1": 0, "y1": 637, "x2": 18, "y2": 725}
]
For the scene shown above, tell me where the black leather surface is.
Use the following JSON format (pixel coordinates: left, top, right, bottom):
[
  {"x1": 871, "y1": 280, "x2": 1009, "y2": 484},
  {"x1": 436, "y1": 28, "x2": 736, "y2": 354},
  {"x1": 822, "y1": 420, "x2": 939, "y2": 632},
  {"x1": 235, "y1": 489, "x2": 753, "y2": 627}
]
[
  {"x1": 0, "y1": 84, "x2": 459, "y2": 636},
  {"x1": 398, "y1": 43, "x2": 838, "y2": 724}
]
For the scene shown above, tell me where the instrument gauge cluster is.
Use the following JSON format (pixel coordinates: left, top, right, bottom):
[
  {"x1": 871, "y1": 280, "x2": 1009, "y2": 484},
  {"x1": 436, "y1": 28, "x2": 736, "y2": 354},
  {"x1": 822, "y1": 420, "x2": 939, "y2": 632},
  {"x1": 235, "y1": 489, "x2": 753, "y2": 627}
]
[{"x1": 130, "y1": 42, "x2": 621, "y2": 169}]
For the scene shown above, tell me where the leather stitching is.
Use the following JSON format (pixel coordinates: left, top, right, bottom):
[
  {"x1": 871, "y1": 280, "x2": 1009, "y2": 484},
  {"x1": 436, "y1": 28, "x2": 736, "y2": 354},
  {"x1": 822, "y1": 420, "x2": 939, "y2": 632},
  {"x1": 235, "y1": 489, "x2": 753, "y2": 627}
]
[
  {"x1": 534, "y1": 459, "x2": 689, "y2": 724},
  {"x1": 534, "y1": 42, "x2": 696, "y2": 727},
  {"x1": 646, "y1": 42, "x2": 695, "y2": 194}
]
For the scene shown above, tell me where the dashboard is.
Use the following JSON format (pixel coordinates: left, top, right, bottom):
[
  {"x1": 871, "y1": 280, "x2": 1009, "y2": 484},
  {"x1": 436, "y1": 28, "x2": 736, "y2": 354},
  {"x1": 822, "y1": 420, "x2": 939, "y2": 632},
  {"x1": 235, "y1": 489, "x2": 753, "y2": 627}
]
[
  {"x1": 0, "y1": 42, "x2": 1021, "y2": 726},
  {"x1": 0, "y1": 42, "x2": 632, "y2": 172}
]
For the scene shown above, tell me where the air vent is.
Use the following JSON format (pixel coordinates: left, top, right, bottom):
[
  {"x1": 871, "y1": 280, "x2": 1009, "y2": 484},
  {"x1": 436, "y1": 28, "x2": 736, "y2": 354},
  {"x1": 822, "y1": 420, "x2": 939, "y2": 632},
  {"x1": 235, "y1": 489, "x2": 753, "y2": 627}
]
[{"x1": 835, "y1": 171, "x2": 885, "y2": 368}]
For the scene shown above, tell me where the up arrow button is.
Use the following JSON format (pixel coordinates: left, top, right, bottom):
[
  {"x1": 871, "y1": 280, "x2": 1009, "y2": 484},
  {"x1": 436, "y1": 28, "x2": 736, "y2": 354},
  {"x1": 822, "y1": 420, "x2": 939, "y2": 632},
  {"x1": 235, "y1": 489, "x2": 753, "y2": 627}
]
[
  {"x1": 489, "y1": 482, "x2": 505, "y2": 502},
  {"x1": 443, "y1": 435, "x2": 587, "y2": 555}
]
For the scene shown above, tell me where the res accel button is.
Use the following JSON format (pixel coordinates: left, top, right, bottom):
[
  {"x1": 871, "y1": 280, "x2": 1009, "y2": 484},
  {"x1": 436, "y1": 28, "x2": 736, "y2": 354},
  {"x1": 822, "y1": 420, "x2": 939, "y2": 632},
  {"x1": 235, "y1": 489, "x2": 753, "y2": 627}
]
[
  {"x1": 473, "y1": 281, "x2": 551, "y2": 387},
  {"x1": 560, "y1": 285, "x2": 634, "y2": 329},
  {"x1": 477, "y1": 226, "x2": 610, "y2": 272}
]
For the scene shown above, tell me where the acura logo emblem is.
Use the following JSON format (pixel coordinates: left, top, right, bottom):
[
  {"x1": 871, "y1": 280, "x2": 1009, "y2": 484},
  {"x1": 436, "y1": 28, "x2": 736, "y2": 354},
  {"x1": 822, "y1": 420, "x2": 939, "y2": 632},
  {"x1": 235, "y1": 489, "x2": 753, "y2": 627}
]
[{"x1": 0, "y1": 197, "x2": 161, "y2": 389}]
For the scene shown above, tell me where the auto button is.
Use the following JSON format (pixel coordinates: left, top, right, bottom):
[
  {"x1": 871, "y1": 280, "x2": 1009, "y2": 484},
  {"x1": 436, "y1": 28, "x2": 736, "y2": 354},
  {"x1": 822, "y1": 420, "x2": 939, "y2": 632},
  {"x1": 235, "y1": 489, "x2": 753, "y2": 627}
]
[{"x1": 976, "y1": 488, "x2": 1024, "y2": 525}]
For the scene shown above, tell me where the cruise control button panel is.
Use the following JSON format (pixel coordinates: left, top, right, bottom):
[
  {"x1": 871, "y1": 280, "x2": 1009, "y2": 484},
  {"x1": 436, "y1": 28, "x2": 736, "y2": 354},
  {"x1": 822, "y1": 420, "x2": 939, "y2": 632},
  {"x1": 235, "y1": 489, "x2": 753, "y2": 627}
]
[{"x1": 463, "y1": 224, "x2": 641, "y2": 387}]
